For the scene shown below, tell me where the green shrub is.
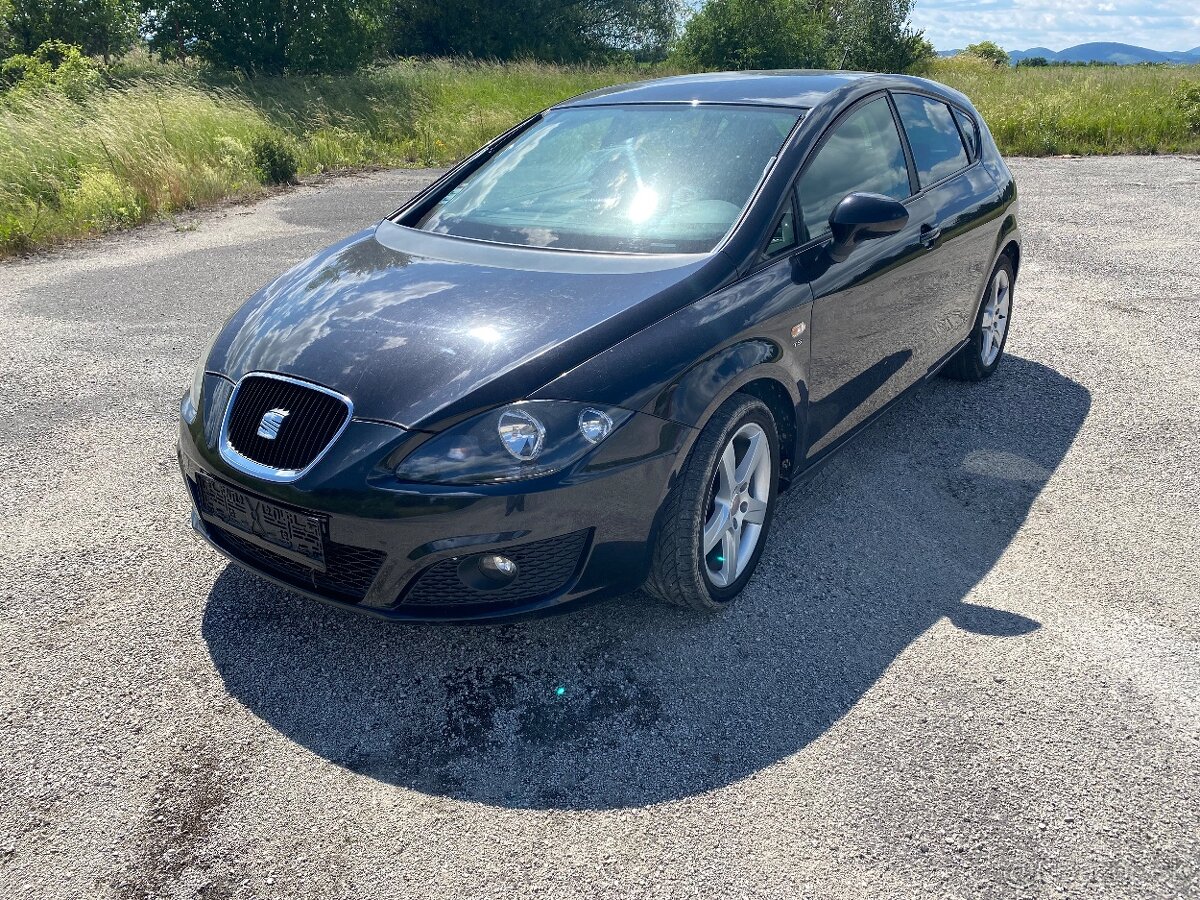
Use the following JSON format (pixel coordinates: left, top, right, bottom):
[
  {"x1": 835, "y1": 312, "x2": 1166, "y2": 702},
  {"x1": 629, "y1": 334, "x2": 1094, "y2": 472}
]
[
  {"x1": 671, "y1": 0, "x2": 829, "y2": 70},
  {"x1": 962, "y1": 41, "x2": 1010, "y2": 67},
  {"x1": 1175, "y1": 80, "x2": 1200, "y2": 132},
  {"x1": 214, "y1": 135, "x2": 256, "y2": 182},
  {"x1": 0, "y1": 41, "x2": 101, "y2": 100},
  {"x1": 3, "y1": 0, "x2": 138, "y2": 63},
  {"x1": 251, "y1": 132, "x2": 300, "y2": 184},
  {"x1": 671, "y1": 0, "x2": 933, "y2": 74},
  {"x1": 0, "y1": 53, "x2": 51, "y2": 89},
  {"x1": 0, "y1": 211, "x2": 34, "y2": 253},
  {"x1": 144, "y1": 0, "x2": 387, "y2": 75},
  {"x1": 65, "y1": 171, "x2": 141, "y2": 228}
]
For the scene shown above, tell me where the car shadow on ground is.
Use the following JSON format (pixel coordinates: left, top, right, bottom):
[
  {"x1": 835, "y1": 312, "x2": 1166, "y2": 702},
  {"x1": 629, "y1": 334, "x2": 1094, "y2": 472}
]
[{"x1": 202, "y1": 356, "x2": 1089, "y2": 810}]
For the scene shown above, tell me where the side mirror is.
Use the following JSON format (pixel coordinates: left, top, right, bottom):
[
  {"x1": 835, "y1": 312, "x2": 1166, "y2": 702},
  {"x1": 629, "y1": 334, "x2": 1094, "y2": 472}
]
[{"x1": 826, "y1": 192, "x2": 909, "y2": 263}]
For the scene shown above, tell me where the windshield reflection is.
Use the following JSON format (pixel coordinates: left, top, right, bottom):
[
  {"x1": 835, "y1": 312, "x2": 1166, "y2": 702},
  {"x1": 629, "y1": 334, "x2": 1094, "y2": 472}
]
[{"x1": 418, "y1": 105, "x2": 800, "y2": 254}]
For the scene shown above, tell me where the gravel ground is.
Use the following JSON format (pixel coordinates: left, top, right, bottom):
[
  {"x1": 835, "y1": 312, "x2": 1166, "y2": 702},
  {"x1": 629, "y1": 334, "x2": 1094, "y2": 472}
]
[{"x1": 0, "y1": 158, "x2": 1197, "y2": 899}]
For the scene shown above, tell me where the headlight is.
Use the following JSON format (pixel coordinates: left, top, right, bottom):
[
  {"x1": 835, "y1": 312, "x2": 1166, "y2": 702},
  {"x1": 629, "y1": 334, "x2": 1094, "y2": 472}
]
[
  {"x1": 181, "y1": 331, "x2": 219, "y2": 424},
  {"x1": 498, "y1": 408, "x2": 545, "y2": 461},
  {"x1": 577, "y1": 407, "x2": 614, "y2": 444},
  {"x1": 393, "y1": 401, "x2": 632, "y2": 485}
]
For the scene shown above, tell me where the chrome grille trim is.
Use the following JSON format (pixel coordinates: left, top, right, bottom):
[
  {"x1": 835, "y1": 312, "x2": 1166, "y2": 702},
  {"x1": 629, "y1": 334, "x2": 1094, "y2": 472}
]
[{"x1": 218, "y1": 372, "x2": 353, "y2": 483}]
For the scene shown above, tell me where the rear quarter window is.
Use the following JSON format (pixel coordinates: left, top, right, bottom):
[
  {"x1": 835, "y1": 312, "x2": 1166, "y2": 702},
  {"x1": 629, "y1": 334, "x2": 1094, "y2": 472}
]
[{"x1": 953, "y1": 108, "x2": 980, "y2": 161}]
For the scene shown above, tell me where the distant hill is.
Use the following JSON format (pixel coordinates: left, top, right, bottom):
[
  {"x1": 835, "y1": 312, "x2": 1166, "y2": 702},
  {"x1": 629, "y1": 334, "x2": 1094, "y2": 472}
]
[
  {"x1": 1015, "y1": 42, "x2": 1200, "y2": 64},
  {"x1": 940, "y1": 42, "x2": 1200, "y2": 65},
  {"x1": 1010, "y1": 47, "x2": 1058, "y2": 62}
]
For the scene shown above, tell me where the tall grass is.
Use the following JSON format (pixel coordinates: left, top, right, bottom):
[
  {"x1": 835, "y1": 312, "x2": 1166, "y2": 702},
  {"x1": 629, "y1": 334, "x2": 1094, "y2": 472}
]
[
  {"x1": 1, "y1": 56, "x2": 1198, "y2": 256},
  {"x1": 0, "y1": 82, "x2": 268, "y2": 252},
  {"x1": 932, "y1": 58, "x2": 1200, "y2": 155}
]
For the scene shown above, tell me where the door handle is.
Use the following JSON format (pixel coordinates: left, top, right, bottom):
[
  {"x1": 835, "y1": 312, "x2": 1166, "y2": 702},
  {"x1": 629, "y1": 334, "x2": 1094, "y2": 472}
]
[{"x1": 919, "y1": 224, "x2": 942, "y2": 248}]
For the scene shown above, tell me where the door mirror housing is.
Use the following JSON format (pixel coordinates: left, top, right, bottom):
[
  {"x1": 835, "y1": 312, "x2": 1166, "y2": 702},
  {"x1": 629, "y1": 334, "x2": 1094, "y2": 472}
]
[{"x1": 826, "y1": 192, "x2": 909, "y2": 262}]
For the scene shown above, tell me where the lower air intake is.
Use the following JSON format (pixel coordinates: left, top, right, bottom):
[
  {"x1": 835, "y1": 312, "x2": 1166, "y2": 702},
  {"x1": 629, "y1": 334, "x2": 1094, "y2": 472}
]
[
  {"x1": 208, "y1": 524, "x2": 386, "y2": 603},
  {"x1": 400, "y1": 530, "x2": 590, "y2": 609}
]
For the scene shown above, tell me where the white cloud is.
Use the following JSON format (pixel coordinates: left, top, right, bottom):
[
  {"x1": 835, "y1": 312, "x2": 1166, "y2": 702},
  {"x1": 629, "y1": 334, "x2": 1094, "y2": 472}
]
[{"x1": 911, "y1": 0, "x2": 1200, "y2": 51}]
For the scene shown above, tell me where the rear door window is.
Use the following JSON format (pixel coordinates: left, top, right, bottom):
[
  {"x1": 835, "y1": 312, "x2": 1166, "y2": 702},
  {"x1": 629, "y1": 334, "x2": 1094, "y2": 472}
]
[
  {"x1": 796, "y1": 96, "x2": 911, "y2": 242},
  {"x1": 893, "y1": 93, "x2": 970, "y2": 187}
]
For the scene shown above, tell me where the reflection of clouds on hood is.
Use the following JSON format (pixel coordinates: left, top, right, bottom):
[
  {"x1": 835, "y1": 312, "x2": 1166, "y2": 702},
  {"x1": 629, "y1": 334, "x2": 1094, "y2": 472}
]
[
  {"x1": 217, "y1": 227, "x2": 713, "y2": 425},
  {"x1": 220, "y1": 230, "x2": 571, "y2": 416},
  {"x1": 225, "y1": 233, "x2": 455, "y2": 375},
  {"x1": 339, "y1": 281, "x2": 456, "y2": 324}
]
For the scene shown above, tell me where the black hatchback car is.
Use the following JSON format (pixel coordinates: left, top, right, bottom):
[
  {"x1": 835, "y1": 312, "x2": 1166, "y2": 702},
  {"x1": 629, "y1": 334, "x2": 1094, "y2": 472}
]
[{"x1": 178, "y1": 70, "x2": 1019, "y2": 621}]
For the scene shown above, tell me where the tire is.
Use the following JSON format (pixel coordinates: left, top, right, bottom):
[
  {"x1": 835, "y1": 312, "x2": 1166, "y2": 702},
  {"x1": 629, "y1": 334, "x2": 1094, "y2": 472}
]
[
  {"x1": 942, "y1": 255, "x2": 1015, "y2": 382},
  {"x1": 644, "y1": 394, "x2": 780, "y2": 612}
]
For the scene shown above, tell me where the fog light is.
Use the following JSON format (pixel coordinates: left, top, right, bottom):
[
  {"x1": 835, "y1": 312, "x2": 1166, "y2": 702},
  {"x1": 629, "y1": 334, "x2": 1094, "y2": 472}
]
[
  {"x1": 480, "y1": 554, "x2": 517, "y2": 580},
  {"x1": 459, "y1": 553, "x2": 519, "y2": 590}
]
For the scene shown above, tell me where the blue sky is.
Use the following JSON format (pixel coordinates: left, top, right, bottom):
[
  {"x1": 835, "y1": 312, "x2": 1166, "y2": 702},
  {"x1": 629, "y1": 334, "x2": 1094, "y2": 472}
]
[{"x1": 909, "y1": 0, "x2": 1200, "y2": 51}]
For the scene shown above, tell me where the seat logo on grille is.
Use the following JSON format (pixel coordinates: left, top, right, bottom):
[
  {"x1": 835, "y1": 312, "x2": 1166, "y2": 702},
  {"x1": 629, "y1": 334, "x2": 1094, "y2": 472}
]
[{"x1": 256, "y1": 408, "x2": 290, "y2": 440}]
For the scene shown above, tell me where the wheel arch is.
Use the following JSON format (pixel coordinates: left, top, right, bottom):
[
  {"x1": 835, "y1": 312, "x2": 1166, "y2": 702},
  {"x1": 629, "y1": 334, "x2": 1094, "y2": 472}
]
[
  {"x1": 993, "y1": 210, "x2": 1021, "y2": 279},
  {"x1": 1000, "y1": 238, "x2": 1020, "y2": 280},
  {"x1": 660, "y1": 348, "x2": 804, "y2": 492},
  {"x1": 736, "y1": 376, "x2": 799, "y2": 489}
]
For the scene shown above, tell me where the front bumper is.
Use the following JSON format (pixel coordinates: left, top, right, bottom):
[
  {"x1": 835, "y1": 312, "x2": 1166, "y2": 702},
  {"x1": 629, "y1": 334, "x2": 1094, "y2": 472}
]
[{"x1": 178, "y1": 396, "x2": 692, "y2": 622}]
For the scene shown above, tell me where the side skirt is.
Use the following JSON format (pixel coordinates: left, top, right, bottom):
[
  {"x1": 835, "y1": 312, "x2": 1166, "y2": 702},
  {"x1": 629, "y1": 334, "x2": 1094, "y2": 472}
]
[{"x1": 924, "y1": 338, "x2": 970, "y2": 380}]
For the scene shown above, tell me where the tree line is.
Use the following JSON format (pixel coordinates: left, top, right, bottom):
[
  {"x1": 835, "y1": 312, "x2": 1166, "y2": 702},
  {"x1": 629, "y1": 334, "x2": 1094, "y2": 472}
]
[{"x1": 0, "y1": 0, "x2": 933, "y2": 76}]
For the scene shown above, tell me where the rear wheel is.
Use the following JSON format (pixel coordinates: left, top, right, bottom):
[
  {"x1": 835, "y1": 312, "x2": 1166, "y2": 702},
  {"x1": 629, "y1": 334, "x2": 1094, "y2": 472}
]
[
  {"x1": 942, "y1": 256, "x2": 1014, "y2": 381},
  {"x1": 644, "y1": 394, "x2": 779, "y2": 612}
]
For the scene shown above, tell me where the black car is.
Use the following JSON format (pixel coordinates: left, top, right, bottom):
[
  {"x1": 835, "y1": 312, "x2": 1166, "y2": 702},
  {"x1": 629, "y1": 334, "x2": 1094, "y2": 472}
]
[{"x1": 178, "y1": 70, "x2": 1019, "y2": 621}]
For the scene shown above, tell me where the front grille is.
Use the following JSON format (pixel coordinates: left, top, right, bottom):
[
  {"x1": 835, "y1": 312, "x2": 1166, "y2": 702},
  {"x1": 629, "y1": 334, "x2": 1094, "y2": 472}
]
[
  {"x1": 208, "y1": 523, "x2": 386, "y2": 603},
  {"x1": 400, "y1": 530, "x2": 590, "y2": 609},
  {"x1": 224, "y1": 375, "x2": 349, "y2": 473}
]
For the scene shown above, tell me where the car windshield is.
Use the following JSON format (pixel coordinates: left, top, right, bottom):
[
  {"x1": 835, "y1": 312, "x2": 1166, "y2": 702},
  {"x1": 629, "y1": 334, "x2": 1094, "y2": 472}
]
[{"x1": 416, "y1": 105, "x2": 801, "y2": 254}]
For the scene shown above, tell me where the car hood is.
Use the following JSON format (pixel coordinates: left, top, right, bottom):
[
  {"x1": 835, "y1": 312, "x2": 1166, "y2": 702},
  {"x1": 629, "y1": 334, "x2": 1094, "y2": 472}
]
[{"x1": 210, "y1": 222, "x2": 732, "y2": 430}]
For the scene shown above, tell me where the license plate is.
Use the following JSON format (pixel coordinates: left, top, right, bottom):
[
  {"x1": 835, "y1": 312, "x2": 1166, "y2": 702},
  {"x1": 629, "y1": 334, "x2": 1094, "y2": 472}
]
[{"x1": 198, "y1": 474, "x2": 326, "y2": 570}]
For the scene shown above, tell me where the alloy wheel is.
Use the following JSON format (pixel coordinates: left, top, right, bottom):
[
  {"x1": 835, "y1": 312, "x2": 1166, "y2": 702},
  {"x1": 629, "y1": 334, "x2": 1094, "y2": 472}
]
[
  {"x1": 980, "y1": 268, "x2": 1011, "y2": 366},
  {"x1": 703, "y1": 422, "x2": 773, "y2": 588}
]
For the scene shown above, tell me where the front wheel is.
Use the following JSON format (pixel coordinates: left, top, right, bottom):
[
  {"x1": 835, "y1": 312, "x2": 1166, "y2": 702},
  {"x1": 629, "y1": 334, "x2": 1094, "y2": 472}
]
[
  {"x1": 644, "y1": 394, "x2": 779, "y2": 612},
  {"x1": 942, "y1": 256, "x2": 1014, "y2": 382}
]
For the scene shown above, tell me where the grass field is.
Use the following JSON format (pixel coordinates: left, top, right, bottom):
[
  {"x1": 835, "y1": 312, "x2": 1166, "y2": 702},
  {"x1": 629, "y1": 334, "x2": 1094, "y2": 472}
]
[
  {"x1": 2, "y1": 56, "x2": 1198, "y2": 256},
  {"x1": 935, "y1": 56, "x2": 1200, "y2": 155}
]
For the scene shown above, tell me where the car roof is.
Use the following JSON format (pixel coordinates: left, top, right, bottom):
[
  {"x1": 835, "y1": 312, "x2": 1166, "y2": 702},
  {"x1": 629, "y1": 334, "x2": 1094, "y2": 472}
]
[{"x1": 558, "y1": 70, "x2": 876, "y2": 110}]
